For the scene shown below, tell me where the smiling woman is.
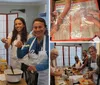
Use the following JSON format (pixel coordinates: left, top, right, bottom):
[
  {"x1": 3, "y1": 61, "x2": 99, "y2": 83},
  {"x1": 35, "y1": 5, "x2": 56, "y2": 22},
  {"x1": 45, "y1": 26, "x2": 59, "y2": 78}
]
[
  {"x1": 17, "y1": 18, "x2": 49, "y2": 85},
  {"x1": 1, "y1": 17, "x2": 28, "y2": 69}
]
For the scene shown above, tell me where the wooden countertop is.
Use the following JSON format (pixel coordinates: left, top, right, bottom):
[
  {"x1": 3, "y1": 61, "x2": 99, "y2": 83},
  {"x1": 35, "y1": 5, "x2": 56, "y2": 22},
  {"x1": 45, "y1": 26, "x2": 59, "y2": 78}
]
[{"x1": 0, "y1": 79, "x2": 27, "y2": 85}]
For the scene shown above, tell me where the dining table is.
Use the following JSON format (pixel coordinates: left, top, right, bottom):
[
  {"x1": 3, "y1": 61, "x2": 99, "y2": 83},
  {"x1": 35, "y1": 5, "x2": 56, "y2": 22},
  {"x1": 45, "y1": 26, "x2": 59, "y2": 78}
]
[{"x1": 54, "y1": 67, "x2": 96, "y2": 85}]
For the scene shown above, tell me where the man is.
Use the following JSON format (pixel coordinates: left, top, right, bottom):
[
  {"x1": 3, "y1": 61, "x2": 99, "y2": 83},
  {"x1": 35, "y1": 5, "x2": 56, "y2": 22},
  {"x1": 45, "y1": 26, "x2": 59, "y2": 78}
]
[{"x1": 50, "y1": 48, "x2": 68, "y2": 85}]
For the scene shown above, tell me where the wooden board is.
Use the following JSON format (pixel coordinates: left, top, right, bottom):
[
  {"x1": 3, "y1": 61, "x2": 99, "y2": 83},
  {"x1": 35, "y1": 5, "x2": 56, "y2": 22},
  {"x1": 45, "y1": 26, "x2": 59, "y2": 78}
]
[{"x1": 79, "y1": 78, "x2": 95, "y2": 85}]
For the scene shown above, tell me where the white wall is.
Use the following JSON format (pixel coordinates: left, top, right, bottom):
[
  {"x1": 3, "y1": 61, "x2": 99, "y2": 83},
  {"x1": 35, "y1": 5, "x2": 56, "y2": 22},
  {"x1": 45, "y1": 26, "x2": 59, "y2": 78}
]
[
  {"x1": 0, "y1": 4, "x2": 43, "y2": 33},
  {"x1": 38, "y1": 1, "x2": 49, "y2": 29}
]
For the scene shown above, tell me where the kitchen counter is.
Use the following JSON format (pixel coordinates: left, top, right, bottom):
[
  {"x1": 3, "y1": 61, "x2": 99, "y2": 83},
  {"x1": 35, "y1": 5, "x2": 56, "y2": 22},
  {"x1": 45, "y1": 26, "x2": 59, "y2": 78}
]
[{"x1": 0, "y1": 79, "x2": 27, "y2": 85}]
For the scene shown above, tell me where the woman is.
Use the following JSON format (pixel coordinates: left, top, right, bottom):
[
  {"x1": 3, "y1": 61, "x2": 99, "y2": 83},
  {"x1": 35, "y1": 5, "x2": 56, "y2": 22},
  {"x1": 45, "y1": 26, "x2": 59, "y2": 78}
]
[
  {"x1": 78, "y1": 50, "x2": 88, "y2": 74},
  {"x1": 88, "y1": 46, "x2": 100, "y2": 85},
  {"x1": 72, "y1": 56, "x2": 81, "y2": 68},
  {"x1": 1, "y1": 17, "x2": 28, "y2": 68},
  {"x1": 17, "y1": 18, "x2": 49, "y2": 85}
]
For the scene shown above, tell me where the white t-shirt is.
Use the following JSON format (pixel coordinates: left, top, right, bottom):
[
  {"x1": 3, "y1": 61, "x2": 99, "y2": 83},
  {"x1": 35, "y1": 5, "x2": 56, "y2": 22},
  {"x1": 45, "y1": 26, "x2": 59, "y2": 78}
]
[{"x1": 8, "y1": 32, "x2": 21, "y2": 68}]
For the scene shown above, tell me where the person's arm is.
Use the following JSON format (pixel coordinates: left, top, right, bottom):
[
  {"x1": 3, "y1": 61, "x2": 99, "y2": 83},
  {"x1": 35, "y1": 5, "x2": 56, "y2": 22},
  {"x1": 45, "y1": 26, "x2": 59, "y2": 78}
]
[
  {"x1": 1, "y1": 32, "x2": 12, "y2": 49},
  {"x1": 1, "y1": 38, "x2": 11, "y2": 49},
  {"x1": 88, "y1": 9, "x2": 100, "y2": 15},
  {"x1": 50, "y1": 66, "x2": 62, "y2": 76},
  {"x1": 92, "y1": 18, "x2": 100, "y2": 28},
  {"x1": 17, "y1": 38, "x2": 34, "y2": 58},
  {"x1": 51, "y1": 0, "x2": 56, "y2": 23},
  {"x1": 78, "y1": 57, "x2": 88, "y2": 71},
  {"x1": 51, "y1": 70, "x2": 62, "y2": 76},
  {"x1": 50, "y1": 24, "x2": 58, "y2": 37},
  {"x1": 57, "y1": 0, "x2": 71, "y2": 24},
  {"x1": 86, "y1": 15, "x2": 100, "y2": 28}
]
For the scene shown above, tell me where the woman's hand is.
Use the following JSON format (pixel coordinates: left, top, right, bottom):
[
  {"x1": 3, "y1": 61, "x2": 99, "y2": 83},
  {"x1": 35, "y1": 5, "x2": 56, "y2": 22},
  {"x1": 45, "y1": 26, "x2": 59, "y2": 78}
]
[
  {"x1": 1, "y1": 38, "x2": 8, "y2": 43},
  {"x1": 1, "y1": 38, "x2": 10, "y2": 49},
  {"x1": 15, "y1": 41, "x2": 23, "y2": 48},
  {"x1": 57, "y1": 16, "x2": 64, "y2": 25},
  {"x1": 85, "y1": 15, "x2": 95, "y2": 22},
  {"x1": 88, "y1": 9, "x2": 100, "y2": 15},
  {"x1": 50, "y1": 24, "x2": 58, "y2": 36},
  {"x1": 88, "y1": 70, "x2": 95, "y2": 78},
  {"x1": 27, "y1": 66, "x2": 37, "y2": 72}
]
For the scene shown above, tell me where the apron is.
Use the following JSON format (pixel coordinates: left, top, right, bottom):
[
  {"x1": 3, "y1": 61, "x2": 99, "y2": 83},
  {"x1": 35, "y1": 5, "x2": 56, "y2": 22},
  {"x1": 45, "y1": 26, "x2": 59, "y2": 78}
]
[
  {"x1": 10, "y1": 35, "x2": 21, "y2": 69},
  {"x1": 53, "y1": 0, "x2": 99, "y2": 40},
  {"x1": 91, "y1": 59, "x2": 98, "y2": 84},
  {"x1": 28, "y1": 35, "x2": 48, "y2": 85}
]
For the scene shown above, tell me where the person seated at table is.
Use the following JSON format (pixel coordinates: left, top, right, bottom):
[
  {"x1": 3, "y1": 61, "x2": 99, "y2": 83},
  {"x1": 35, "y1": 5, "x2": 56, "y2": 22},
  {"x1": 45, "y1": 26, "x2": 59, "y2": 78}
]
[
  {"x1": 72, "y1": 56, "x2": 82, "y2": 69},
  {"x1": 50, "y1": 48, "x2": 68, "y2": 85},
  {"x1": 77, "y1": 50, "x2": 89, "y2": 74}
]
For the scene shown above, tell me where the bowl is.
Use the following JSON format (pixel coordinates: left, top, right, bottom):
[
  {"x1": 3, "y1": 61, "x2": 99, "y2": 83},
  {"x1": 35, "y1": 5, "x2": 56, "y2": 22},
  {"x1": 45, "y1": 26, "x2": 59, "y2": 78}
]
[{"x1": 4, "y1": 69, "x2": 23, "y2": 83}]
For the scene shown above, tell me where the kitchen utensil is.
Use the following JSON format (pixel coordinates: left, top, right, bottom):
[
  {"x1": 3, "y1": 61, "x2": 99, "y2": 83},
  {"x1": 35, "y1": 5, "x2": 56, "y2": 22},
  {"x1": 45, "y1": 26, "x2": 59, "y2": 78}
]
[{"x1": 10, "y1": 66, "x2": 14, "y2": 74}]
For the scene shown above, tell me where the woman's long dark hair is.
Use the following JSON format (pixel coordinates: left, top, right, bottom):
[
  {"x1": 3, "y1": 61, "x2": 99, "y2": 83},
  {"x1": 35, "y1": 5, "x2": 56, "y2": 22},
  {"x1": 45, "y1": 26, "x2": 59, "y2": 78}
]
[
  {"x1": 32, "y1": 18, "x2": 48, "y2": 35},
  {"x1": 11, "y1": 17, "x2": 27, "y2": 45}
]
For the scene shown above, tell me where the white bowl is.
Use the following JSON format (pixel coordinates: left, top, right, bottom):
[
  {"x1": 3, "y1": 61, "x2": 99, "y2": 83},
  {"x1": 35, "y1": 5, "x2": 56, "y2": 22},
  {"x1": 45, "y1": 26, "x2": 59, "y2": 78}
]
[{"x1": 4, "y1": 69, "x2": 23, "y2": 83}]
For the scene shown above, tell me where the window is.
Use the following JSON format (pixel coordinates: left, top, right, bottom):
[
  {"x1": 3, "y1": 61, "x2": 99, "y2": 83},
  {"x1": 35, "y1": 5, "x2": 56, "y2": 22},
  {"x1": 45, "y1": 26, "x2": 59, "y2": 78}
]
[
  {"x1": 0, "y1": 14, "x2": 17, "y2": 61},
  {"x1": 55, "y1": 46, "x2": 63, "y2": 67},
  {"x1": 70, "y1": 47, "x2": 76, "y2": 66},
  {"x1": 64, "y1": 46, "x2": 69, "y2": 66},
  {"x1": 55, "y1": 45, "x2": 82, "y2": 67},
  {"x1": 0, "y1": 15, "x2": 6, "y2": 59}
]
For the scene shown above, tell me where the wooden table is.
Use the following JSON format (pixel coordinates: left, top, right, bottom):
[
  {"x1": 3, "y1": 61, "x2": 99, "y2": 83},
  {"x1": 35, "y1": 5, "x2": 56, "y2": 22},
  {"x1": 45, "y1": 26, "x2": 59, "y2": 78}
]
[
  {"x1": 0, "y1": 79, "x2": 27, "y2": 85},
  {"x1": 79, "y1": 78, "x2": 96, "y2": 85},
  {"x1": 54, "y1": 67, "x2": 95, "y2": 85}
]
